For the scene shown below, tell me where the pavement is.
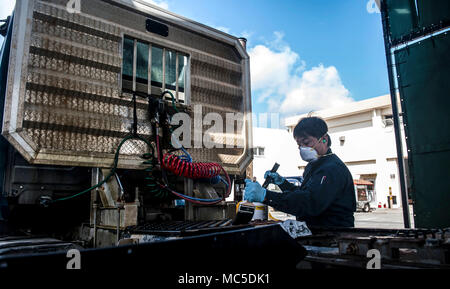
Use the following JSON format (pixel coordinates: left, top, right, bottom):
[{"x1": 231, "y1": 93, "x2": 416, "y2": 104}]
[
  {"x1": 269, "y1": 205, "x2": 415, "y2": 229},
  {"x1": 355, "y1": 205, "x2": 415, "y2": 229}
]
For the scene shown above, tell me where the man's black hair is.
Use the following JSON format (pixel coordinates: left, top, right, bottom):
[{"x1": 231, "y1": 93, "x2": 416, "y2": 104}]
[{"x1": 293, "y1": 116, "x2": 331, "y2": 147}]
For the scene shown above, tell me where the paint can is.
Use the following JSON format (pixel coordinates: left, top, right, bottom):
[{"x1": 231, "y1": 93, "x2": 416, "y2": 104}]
[{"x1": 252, "y1": 202, "x2": 268, "y2": 221}]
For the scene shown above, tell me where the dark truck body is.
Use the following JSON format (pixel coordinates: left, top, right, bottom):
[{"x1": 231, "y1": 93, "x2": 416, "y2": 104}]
[{"x1": 0, "y1": 0, "x2": 449, "y2": 271}]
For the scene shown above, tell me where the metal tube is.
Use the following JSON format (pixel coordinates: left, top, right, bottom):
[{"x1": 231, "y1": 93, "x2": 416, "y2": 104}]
[
  {"x1": 92, "y1": 168, "x2": 100, "y2": 248},
  {"x1": 380, "y1": 0, "x2": 411, "y2": 228},
  {"x1": 93, "y1": 203, "x2": 97, "y2": 248},
  {"x1": 116, "y1": 206, "x2": 121, "y2": 245},
  {"x1": 115, "y1": 172, "x2": 125, "y2": 201},
  {"x1": 162, "y1": 48, "x2": 166, "y2": 91},
  {"x1": 133, "y1": 39, "x2": 137, "y2": 92},
  {"x1": 184, "y1": 178, "x2": 194, "y2": 221},
  {"x1": 134, "y1": 187, "x2": 140, "y2": 206},
  {"x1": 148, "y1": 44, "x2": 152, "y2": 95},
  {"x1": 185, "y1": 56, "x2": 191, "y2": 105},
  {"x1": 175, "y1": 51, "x2": 179, "y2": 101}
]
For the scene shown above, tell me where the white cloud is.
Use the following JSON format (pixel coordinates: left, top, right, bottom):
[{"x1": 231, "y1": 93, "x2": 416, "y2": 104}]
[
  {"x1": 142, "y1": 0, "x2": 169, "y2": 10},
  {"x1": 280, "y1": 64, "x2": 353, "y2": 115},
  {"x1": 248, "y1": 32, "x2": 353, "y2": 116},
  {"x1": 248, "y1": 43, "x2": 298, "y2": 100}
]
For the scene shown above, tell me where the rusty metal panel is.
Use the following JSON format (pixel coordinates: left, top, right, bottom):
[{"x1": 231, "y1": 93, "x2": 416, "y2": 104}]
[{"x1": 2, "y1": 0, "x2": 252, "y2": 174}]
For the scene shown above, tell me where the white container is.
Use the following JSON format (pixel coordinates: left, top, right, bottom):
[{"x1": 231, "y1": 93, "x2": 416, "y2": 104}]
[{"x1": 252, "y1": 202, "x2": 268, "y2": 221}]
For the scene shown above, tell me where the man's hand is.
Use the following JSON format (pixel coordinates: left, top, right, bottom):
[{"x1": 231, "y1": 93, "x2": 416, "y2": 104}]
[
  {"x1": 243, "y1": 179, "x2": 266, "y2": 202},
  {"x1": 264, "y1": 171, "x2": 285, "y2": 185}
]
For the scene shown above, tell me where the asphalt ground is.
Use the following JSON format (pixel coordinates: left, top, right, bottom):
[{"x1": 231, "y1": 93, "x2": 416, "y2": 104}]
[
  {"x1": 269, "y1": 205, "x2": 415, "y2": 229},
  {"x1": 354, "y1": 205, "x2": 415, "y2": 229}
]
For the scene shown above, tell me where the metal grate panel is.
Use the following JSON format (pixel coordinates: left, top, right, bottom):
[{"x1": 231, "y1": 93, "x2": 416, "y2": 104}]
[{"x1": 2, "y1": 0, "x2": 252, "y2": 174}]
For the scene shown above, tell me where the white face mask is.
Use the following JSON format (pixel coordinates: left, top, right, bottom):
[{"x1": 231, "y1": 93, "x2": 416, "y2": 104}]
[
  {"x1": 299, "y1": 146, "x2": 319, "y2": 162},
  {"x1": 299, "y1": 134, "x2": 326, "y2": 162}
]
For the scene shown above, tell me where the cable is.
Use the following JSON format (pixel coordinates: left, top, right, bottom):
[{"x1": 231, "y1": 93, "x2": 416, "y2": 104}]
[
  {"x1": 142, "y1": 152, "x2": 163, "y2": 197},
  {"x1": 158, "y1": 90, "x2": 232, "y2": 203},
  {"x1": 161, "y1": 153, "x2": 231, "y2": 197},
  {"x1": 50, "y1": 134, "x2": 153, "y2": 203},
  {"x1": 219, "y1": 176, "x2": 230, "y2": 192},
  {"x1": 156, "y1": 132, "x2": 162, "y2": 165},
  {"x1": 159, "y1": 152, "x2": 231, "y2": 203},
  {"x1": 162, "y1": 90, "x2": 178, "y2": 113},
  {"x1": 162, "y1": 90, "x2": 192, "y2": 162},
  {"x1": 159, "y1": 184, "x2": 223, "y2": 205},
  {"x1": 171, "y1": 135, "x2": 192, "y2": 163},
  {"x1": 51, "y1": 90, "x2": 231, "y2": 205}
]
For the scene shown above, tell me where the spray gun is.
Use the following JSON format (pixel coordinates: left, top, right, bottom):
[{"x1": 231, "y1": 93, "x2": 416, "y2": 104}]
[
  {"x1": 232, "y1": 163, "x2": 280, "y2": 225},
  {"x1": 261, "y1": 163, "x2": 280, "y2": 189}
]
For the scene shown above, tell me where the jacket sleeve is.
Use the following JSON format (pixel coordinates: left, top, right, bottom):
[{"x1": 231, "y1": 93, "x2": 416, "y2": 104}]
[
  {"x1": 263, "y1": 166, "x2": 345, "y2": 218},
  {"x1": 278, "y1": 179, "x2": 297, "y2": 192}
]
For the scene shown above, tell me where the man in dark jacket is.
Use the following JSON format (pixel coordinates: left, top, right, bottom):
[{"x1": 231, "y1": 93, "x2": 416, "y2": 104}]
[{"x1": 244, "y1": 117, "x2": 356, "y2": 227}]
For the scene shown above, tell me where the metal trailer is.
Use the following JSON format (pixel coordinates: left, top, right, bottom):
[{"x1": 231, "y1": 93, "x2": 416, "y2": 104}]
[
  {"x1": 0, "y1": 0, "x2": 254, "y2": 249},
  {"x1": 0, "y1": 0, "x2": 449, "y2": 273},
  {"x1": 379, "y1": 0, "x2": 450, "y2": 229}
]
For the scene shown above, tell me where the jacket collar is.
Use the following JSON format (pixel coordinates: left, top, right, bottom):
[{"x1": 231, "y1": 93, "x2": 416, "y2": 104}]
[
  {"x1": 303, "y1": 148, "x2": 333, "y2": 177},
  {"x1": 311, "y1": 148, "x2": 333, "y2": 166}
]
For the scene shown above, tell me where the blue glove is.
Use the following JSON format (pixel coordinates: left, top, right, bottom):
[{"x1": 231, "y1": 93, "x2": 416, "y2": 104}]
[
  {"x1": 243, "y1": 179, "x2": 266, "y2": 202},
  {"x1": 264, "y1": 171, "x2": 285, "y2": 185}
]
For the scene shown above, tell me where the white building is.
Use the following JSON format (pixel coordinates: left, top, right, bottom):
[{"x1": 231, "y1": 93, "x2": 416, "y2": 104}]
[
  {"x1": 284, "y1": 94, "x2": 408, "y2": 209},
  {"x1": 252, "y1": 127, "x2": 303, "y2": 185}
]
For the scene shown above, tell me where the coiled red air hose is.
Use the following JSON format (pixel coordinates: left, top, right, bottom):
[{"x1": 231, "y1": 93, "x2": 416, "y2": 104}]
[
  {"x1": 161, "y1": 153, "x2": 231, "y2": 199},
  {"x1": 162, "y1": 153, "x2": 221, "y2": 178}
]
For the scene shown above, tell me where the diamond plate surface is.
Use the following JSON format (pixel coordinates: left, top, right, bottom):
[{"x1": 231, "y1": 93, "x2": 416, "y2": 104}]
[{"x1": 2, "y1": 0, "x2": 251, "y2": 173}]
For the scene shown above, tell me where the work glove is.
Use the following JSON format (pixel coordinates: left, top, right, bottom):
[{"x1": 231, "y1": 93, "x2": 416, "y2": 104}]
[
  {"x1": 264, "y1": 171, "x2": 285, "y2": 185},
  {"x1": 243, "y1": 179, "x2": 266, "y2": 203}
]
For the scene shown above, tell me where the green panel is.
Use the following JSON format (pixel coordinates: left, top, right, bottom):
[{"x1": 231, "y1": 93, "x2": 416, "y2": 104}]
[
  {"x1": 165, "y1": 50, "x2": 176, "y2": 90},
  {"x1": 409, "y1": 152, "x2": 450, "y2": 229},
  {"x1": 386, "y1": 0, "x2": 418, "y2": 41},
  {"x1": 417, "y1": 0, "x2": 450, "y2": 28},
  {"x1": 122, "y1": 37, "x2": 134, "y2": 78},
  {"x1": 177, "y1": 54, "x2": 187, "y2": 93},
  {"x1": 151, "y1": 46, "x2": 163, "y2": 87},
  {"x1": 136, "y1": 41, "x2": 149, "y2": 83},
  {"x1": 395, "y1": 33, "x2": 450, "y2": 153},
  {"x1": 395, "y1": 32, "x2": 450, "y2": 228},
  {"x1": 178, "y1": 54, "x2": 188, "y2": 92}
]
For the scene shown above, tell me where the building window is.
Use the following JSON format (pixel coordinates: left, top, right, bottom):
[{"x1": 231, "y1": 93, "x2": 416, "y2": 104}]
[
  {"x1": 382, "y1": 115, "x2": 394, "y2": 127},
  {"x1": 339, "y1": 136, "x2": 345, "y2": 146},
  {"x1": 392, "y1": 196, "x2": 397, "y2": 205},
  {"x1": 122, "y1": 35, "x2": 189, "y2": 103},
  {"x1": 259, "y1": 147, "x2": 265, "y2": 156},
  {"x1": 253, "y1": 147, "x2": 265, "y2": 156}
]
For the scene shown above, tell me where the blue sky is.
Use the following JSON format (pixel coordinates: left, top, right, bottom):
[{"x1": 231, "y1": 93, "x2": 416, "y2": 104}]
[
  {"x1": 163, "y1": 0, "x2": 388, "y2": 119},
  {"x1": 0, "y1": 0, "x2": 388, "y2": 123}
]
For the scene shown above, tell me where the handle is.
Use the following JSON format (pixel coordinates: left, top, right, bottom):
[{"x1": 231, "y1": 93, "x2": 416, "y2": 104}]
[{"x1": 262, "y1": 163, "x2": 280, "y2": 188}]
